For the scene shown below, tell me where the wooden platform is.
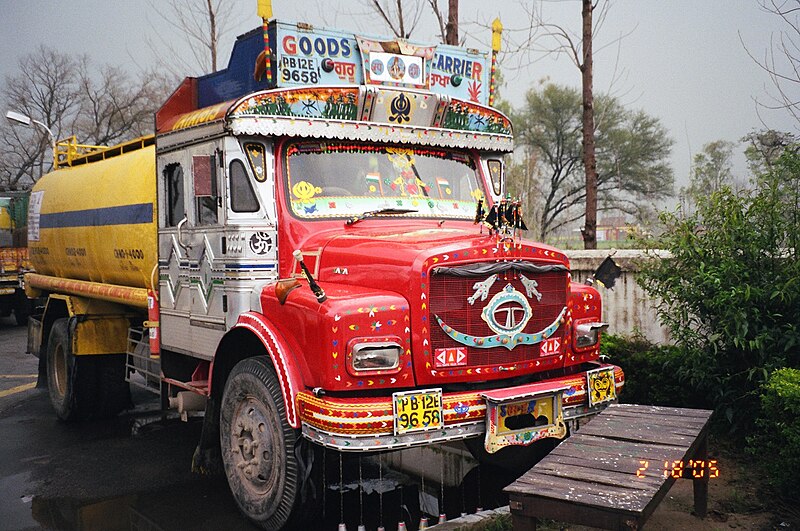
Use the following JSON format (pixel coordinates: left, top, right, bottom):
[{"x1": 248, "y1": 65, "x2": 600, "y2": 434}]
[{"x1": 505, "y1": 403, "x2": 714, "y2": 530}]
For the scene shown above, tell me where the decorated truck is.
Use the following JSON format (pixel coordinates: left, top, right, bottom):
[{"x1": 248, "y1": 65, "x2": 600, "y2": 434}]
[
  {"x1": 0, "y1": 193, "x2": 31, "y2": 325},
  {"x1": 25, "y1": 17, "x2": 623, "y2": 530}
]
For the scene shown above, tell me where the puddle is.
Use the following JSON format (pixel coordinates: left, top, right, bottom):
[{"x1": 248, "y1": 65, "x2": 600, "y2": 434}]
[
  {"x1": 8, "y1": 395, "x2": 522, "y2": 531},
  {"x1": 22, "y1": 451, "x2": 519, "y2": 531},
  {"x1": 0, "y1": 471, "x2": 39, "y2": 530}
]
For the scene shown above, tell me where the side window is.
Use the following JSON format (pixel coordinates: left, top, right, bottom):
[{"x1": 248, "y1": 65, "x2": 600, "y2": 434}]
[
  {"x1": 165, "y1": 163, "x2": 185, "y2": 227},
  {"x1": 194, "y1": 155, "x2": 218, "y2": 225},
  {"x1": 230, "y1": 159, "x2": 259, "y2": 213}
]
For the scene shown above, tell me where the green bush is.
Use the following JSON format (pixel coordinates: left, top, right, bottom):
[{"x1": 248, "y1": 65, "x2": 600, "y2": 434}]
[
  {"x1": 637, "y1": 147, "x2": 800, "y2": 438},
  {"x1": 600, "y1": 334, "x2": 706, "y2": 408},
  {"x1": 748, "y1": 368, "x2": 800, "y2": 494}
]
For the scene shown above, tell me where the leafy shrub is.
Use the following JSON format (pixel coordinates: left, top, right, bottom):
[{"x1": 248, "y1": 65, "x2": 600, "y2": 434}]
[
  {"x1": 600, "y1": 334, "x2": 706, "y2": 408},
  {"x1": 747, "y1": 368, "x2": 800, "y2": 494},
  {"x1": 637, "y1": 147, "x2": 800, "y2": 438}
]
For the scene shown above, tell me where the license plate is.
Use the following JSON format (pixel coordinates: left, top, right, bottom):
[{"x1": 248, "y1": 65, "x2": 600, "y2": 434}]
[
  {"x1": 392, "y1": 388, "x2": 443, "y2": 435},
  {"x1": 587, "y1": 366, "x2": 617, "y2": 407}
]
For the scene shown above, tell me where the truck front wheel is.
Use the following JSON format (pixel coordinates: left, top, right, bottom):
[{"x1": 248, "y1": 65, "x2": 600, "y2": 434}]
[{"x1": 220, "y1": 357, "x2": 302, "y2": 530}]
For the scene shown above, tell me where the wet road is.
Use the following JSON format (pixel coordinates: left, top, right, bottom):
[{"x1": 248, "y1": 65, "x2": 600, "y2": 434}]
[
  {"x1": 0, "y1": 319, "x2": 511, "y2": 531},
  {"x1": 0, "y1": 319, "x2": 259, "y2": 531}
]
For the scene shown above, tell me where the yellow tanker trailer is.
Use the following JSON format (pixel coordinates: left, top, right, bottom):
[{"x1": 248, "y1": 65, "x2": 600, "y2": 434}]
[{"x1": 26, "y1": 136, "x2": 157, "y2": 420}]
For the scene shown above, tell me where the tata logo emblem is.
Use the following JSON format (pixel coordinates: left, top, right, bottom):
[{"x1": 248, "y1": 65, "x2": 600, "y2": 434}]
[
  {"x1": 434, "y1": 347, "x2": 467, "y2": 368},
  {"x1": 481, "y1": 284, "x2": 532, "y2": 336}
]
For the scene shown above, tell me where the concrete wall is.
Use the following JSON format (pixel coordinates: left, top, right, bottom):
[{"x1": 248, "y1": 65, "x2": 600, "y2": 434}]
[{"x1": 565, "y1": 249, "x2": 670, "y2": 344}]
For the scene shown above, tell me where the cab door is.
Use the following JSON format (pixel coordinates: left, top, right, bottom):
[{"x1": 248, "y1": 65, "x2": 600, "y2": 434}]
[{"x1": 157, "y1": 141, "x2": 226, "y2": 359}]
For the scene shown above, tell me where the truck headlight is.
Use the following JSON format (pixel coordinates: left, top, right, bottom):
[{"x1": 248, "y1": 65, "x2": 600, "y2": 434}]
[
  {"x1": 350, "y1": 342, "x2": 402, "y2": 372},
  {"x1": 575, "y1": 322, "x2": 609, "y2": 349}
]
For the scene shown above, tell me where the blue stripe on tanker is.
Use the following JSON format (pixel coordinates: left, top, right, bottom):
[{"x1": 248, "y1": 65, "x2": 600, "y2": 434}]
[{"x1": 40, "y1": 203, "x2": 153, "y2": 228}]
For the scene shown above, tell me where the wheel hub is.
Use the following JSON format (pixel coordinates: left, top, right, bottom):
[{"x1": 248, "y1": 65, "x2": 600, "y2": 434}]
[
  {"x1": 53, "y1": 344, "x2": 67, "y2": 398},
  {"x1": 230, "y1": 396, "x2": 276, "y2": 494}
]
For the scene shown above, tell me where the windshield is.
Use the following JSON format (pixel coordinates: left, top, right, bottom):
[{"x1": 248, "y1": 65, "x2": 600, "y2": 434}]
[{"x1": 284, "y1": 141, "x2": 485, "y2": 220}]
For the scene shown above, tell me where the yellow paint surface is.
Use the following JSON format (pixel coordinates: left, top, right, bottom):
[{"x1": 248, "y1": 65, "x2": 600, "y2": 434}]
[{"x1": 29, "y1": 145, "x2": 157, "y2": 289}]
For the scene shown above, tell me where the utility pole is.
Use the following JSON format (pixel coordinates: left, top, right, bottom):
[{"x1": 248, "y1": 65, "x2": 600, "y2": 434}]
[{"x1": 580, "y1": 0, "x2": 597, "y2": 250}]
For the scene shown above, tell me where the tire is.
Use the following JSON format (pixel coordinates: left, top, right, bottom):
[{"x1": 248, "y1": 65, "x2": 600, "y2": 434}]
[
  {"x1": 94, "y1": 354, "x2": 131, "y2": 418},
  {"x1": 46, "y1": 319, "x2": 130, "y2": 421},
  {"x1": 14, "y1": 289, "x2": 30, "y2": 326},
  {"x1": 220, "y1": 357, "x2": 302, "y2": 530},
  {"x1": 46, "y1": 318, "x2": 95, "y2": 421},
  {"x1": 464, "y1": 435, "x2": 560, "y2": 473}
]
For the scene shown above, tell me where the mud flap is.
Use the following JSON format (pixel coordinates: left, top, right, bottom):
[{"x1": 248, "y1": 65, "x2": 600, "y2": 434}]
[{"x1": 192, "y1": 396, "x2": 224, "y2": 475}]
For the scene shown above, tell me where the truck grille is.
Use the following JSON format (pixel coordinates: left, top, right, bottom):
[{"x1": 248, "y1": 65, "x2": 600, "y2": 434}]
[{"x1": 429, "y1": 266, "x2": 568, "y2": 367}]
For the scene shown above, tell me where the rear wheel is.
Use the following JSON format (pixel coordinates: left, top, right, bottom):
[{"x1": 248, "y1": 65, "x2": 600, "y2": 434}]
[
  {"x1": 46, "y1": 319, "x2": 94, "y2": 421},
  {"x1": 46, "y1": 318, "x2": 130, "y2": 421},
  {"x1": 220, "y1": 357, "x2": 303, "y2": 530},
  {"x1": 14, "y1": 289, "x2": 30, "y2": 326}
]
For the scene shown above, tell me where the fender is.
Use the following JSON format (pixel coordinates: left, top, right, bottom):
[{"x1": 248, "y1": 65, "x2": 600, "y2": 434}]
[{"x1": 230, "y1": 311, "x2": 305, "y2": 428}]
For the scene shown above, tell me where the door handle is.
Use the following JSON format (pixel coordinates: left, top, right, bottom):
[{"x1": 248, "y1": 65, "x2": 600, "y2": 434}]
[{"x1": 176, "y1": 217, "x2": 191, "y2": 250}]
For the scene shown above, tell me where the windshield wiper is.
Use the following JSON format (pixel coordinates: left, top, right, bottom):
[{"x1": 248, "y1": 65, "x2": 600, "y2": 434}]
[{"x1": 346, "y1": 208, "x2": 418, "y2": 226}]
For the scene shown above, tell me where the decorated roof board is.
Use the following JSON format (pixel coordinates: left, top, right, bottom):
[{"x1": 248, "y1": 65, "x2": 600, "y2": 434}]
[{"x1": 157, "y1": 20, "x2": 494, "y2": 133}]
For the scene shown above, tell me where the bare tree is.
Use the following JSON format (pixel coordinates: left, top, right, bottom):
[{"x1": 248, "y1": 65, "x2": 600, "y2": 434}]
[
  {"x1": 0, "y1": 47, "x2": 81, "y2": 190},
  {"x1": 76, "y1": 63, "x2": 172, "y2": 146},
  {"x1": 145, "y1": 0, "x2": 246, "y2": 77},
  {"x1": 426, "y1": 0, "x2": 459, "y2": 45},
  {"x1": 366, "y1": 0, "x2": 427, "y2": 39},
  {"x1": 742, "y1": 0, "x2": 800, "y2": 128},
  {"x1": 530, "y1": 1, "x2": 607, "y2": 248},
  {"x1": 1, "y1": 47, "x2": 172, "y2": 191}
]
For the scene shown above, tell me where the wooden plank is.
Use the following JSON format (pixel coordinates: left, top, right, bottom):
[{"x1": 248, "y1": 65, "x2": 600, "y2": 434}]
[
  {"x1": 582, "y1": 417, "x2": 708, "y2": 437},
  {"x1": 541, "y1": 448, "x2": 685, "y2": 482},
  {"x1": 576, "y1": 424, "x2": 698, "y2": 445},
  {"x1": 592, "y1": 411, "x2": 708, "y2": 429},
  {"x1": 509, "y1": 492, "x2": 641, "y2": 530},
  {"x1": 605, "y1": 403, "x2": 712, "y2": 419},
  {"x1": 534, "y1": 453, "x2": 668, "y2": 486},
  {"x1": 533, "y1": 460, "x2": 665, "y2": 490},
  {"x1": 569, "y1": 433, "x2": 696, "y2": 456},
  {"x1": 548, "y1": 441, "x2": 687, "y2": 471},
  {"x1": 509, "y1": 473, "x2": 654, "y2": 512},
  {"x1": 602, "y1": 406, "x2": 710, "y2": 423}
]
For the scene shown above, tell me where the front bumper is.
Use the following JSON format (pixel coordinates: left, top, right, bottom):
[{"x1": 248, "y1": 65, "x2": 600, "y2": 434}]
[{"x1": 298, "y1": 362, "x2": 624, "y2": 451}]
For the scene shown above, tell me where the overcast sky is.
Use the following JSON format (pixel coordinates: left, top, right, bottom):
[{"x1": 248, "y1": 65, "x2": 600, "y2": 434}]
[{"x1": 1, "y1": 0, "x2": 797, "y2": 190}]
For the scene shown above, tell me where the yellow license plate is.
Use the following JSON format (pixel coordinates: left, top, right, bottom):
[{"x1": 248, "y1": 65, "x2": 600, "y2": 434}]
[
  {"x1": 392, "y1": 388, "x2": 443, "y2": 435},
  {"x1": 587, "y1": 367, "x2": 617, "y2": 407}
]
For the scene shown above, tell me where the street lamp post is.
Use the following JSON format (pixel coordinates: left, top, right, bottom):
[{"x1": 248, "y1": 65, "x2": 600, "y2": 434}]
[{"x1": 5, "y1": 110, "x2": 57, "y2": 162}]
